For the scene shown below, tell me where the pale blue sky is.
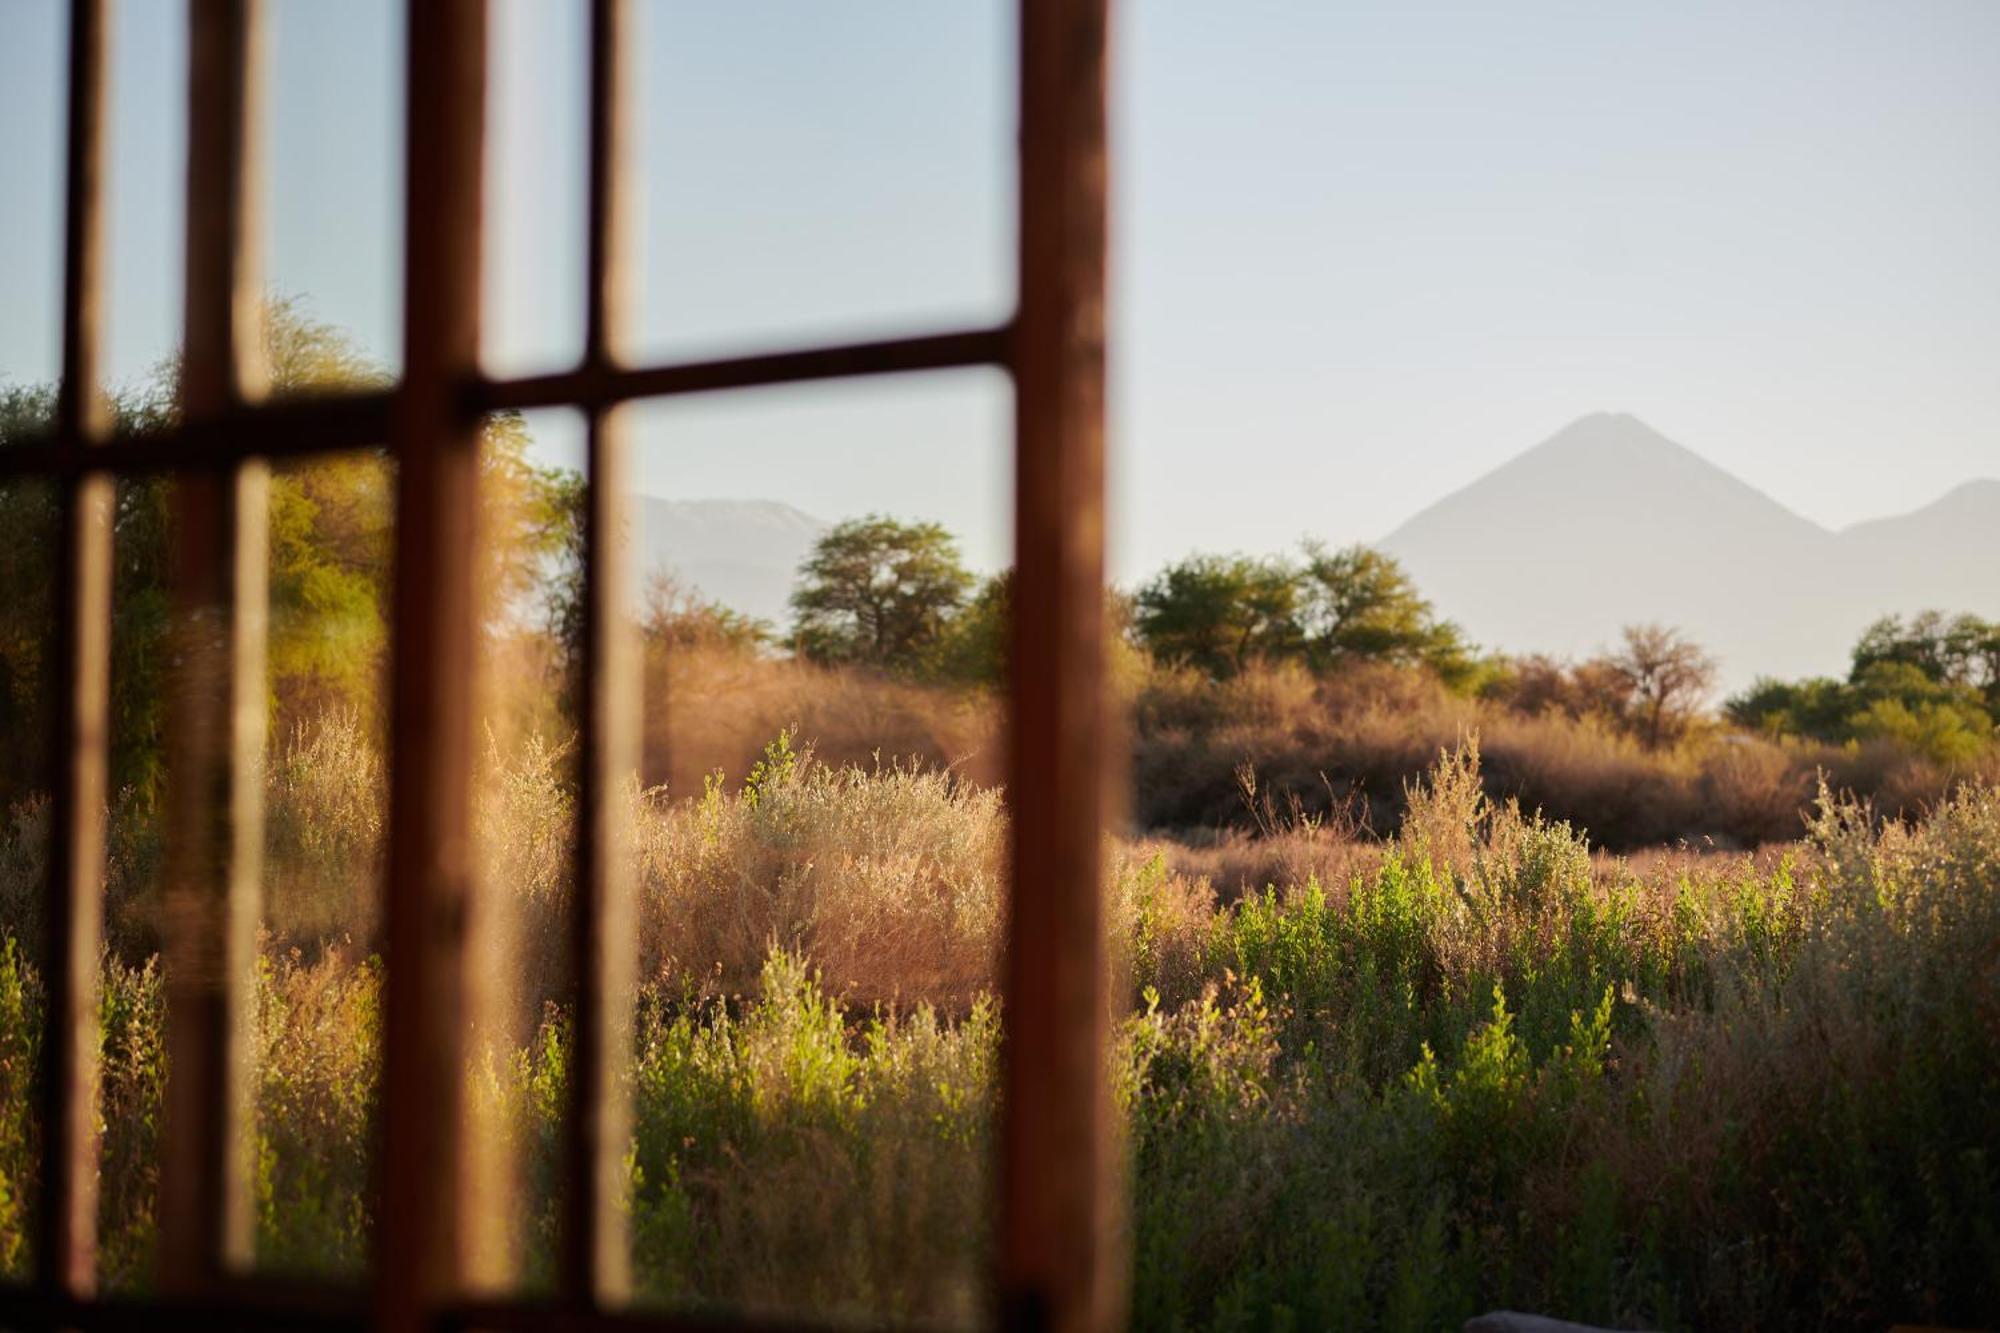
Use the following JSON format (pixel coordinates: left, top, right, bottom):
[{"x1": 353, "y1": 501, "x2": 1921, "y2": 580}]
[{"x1": 4, "y1": 0, "x2": 1999, "y2": 580}]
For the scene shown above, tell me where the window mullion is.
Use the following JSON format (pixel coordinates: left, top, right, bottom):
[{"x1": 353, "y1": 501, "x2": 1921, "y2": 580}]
[
  {"x1": 38, "y1": 0, "x2": 113, "y2": 1298},
  {"x1": 562, "y1": 0, "x2": 641, "y2": 1310},
  {"x1": 1002, "y1": 0, "x2": 1118, "y2": 1329},
  {"x1": 376, "y1": 1, "x2": 492, "y2": 1329},
  {"x1": 157, "y1": 0, "x2": 271, "y2": 1291}
]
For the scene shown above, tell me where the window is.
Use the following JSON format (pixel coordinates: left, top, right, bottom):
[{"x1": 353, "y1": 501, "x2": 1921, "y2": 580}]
[{"x1": 0, "y1": 1, "x2": 1113, "y2": 1328}]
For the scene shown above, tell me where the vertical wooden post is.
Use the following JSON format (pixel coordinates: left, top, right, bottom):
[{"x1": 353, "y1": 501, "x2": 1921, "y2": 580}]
[
  {"x1": 1003, "y1": 0, "x2": 1119, "y2": 1330},
  {"x1": 38, "y1": 0, "x2": 111, "y2": 1300},
  {"x1": 159, "y1": 0, "x2": 269, "y2": 1292},
  {"x1": 376, "y1": 0, "x2": 488, "y2": 1328},
  {"x1": 563, "y1": 0, "x2": 639, "y2": 1308}
]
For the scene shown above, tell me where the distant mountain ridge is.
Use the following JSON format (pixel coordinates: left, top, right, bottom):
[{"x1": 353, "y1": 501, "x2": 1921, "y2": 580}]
[
  {"x1": 633, "y1": 416, "x2": 2000, "y2": 689},
  {"x1": 635, "y1": 497, "x2": 827, "y2": 630},
  {"x1": 1378, "y1": 413, "x2": 2000, "y2": 690}
]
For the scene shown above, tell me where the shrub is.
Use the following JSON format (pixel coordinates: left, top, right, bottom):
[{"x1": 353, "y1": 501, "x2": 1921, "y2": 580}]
[{"x1": 630, "y1": 735, "x2": 1005, "y2": 1010}]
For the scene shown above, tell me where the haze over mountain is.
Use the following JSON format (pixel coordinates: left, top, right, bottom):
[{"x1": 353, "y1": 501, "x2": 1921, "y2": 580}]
[{"x1": 1378, "y1": 413, "x2": 2000, "y2": 691}]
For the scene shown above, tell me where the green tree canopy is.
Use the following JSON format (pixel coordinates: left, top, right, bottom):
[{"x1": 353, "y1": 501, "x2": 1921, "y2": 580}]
[
  {"x1": 1297, "y1": 542, "x2": 1474, "y2": 683},
  {"x1": 932, "y1": 568, "x2": 1012, "y2": 686},
  {"x1": 1133, "y1": 544, "x2": 1473, "y2": 684},
  {"x1": 1850, "y1": 612, "x2": 2000, "y2": 709},
  {"x1": 789, "y1": 515, "x2": 975, "y2": 670},
  {"x1": 1726, "y1": 610, "x2": 1999, "y2": 765},
  {"x1": 1132, "y1": 553, "x2": 1302, "y2": 678}
]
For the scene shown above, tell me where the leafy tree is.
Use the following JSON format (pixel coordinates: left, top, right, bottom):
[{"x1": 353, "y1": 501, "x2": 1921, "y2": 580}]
[
  {"x1": 1851, "y1": 612, "x2": 2000, "y2": 710},
  {"x1": 1727, "y1": 610, "x2": 1999, "y2": 765},
  {"x1": 1608, "y1": 623, "x2": 1717, "y2": 751},
  {"x1": 0, "y1": 409, "x2": 58, "y2": 812},
  {"x1": 1297, "y1": 542, "x2": 1474, "y2": 684},
  {"x1": 0, "y1": 383, "x2": 177, "y2": 807},
  {"x1": 1133, "y1": 554, "x2": 1301, "y2": 678},
  {"x1": 1133, "y1": 545, "x2": 1478, "y2": 686},
  {"x1": 789, "y1": 515, "x2": 974, "y2": 670},
  {"x1": 267, "y1": 453, "x2": 394, "y2": 721},
  {"x1": 933, "y1": 569, "x2": 1012, "y2": 686},
  {"x1": 1725, "y1": 674, "x2": 1854, "y2": 741},
  {"x1": 0, "y1": 299, "x2": 584, "y2": 811}
]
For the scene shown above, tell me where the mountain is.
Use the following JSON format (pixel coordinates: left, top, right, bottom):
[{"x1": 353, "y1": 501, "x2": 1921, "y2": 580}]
[
  {"x1": 635, "y1": 497, "x2": 827, "y2": 630},
  {"x1": 1379, "y1": 413, "x2": 2000, "y2": 690}
]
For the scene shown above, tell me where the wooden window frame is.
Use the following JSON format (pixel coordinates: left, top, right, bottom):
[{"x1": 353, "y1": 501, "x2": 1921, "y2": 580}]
[{"x1": 0, "y1": 0, "x2": 1114, "y2": 1330}]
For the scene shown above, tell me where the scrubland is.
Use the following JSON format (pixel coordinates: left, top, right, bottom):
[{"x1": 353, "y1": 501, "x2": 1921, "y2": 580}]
[
  {"x1": 6, "y1": 310, "x2": 1995, "y2": 1328},
  {"x1": 1131, "y1": 656, "x2": 2000, "y2": 853},
  {"x1": 649, "y1": 640, "x2": 1999, "y2": 856},
  {"x1": 0, "y1": 708, "x2": 1995, "y2": 1330}
]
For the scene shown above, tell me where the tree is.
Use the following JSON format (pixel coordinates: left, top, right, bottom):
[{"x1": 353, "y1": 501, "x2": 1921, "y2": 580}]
[
  {"x1": 1609, "y1": 624, "x2": 1717, "y2": 750},
  {"x1": 1725, "y1": 611, "x2": 2000, "y2": 765},
  {"x1": 0, "y1": 298, "x2": 585, "y2": 811},
  {"x1": 1297, "y1": 542, "x2": 1474, "y2": 684},
  {"x1": 933, "y1": 569, "x2": 1011, "y2": 686},
  {"x1": 640, "y1": 571, "x2": 771, "y2": 657},
  {"x1": 1132, "y1": 553, "x2": 1302, "y2": 677},
  {"x1": 789, "y1": 515, "x2": 974, "y2": 670},
  {"x1": 1132, "y1": 544, "x2": 1481, "y2": 686},
  {"x1": 1851, "y1": 612, "x2": 2000, "y2": 710},
  {"x1": 1486, "y1": 651, "x2": 1634, "y2": 724},
  {"x1": 1727, "y1": 677, "x2": 1817, "y2": 738}
]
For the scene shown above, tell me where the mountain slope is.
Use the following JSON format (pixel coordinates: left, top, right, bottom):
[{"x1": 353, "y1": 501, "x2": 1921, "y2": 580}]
[
  {"x1": 1833, "y1": 479, "x2": 2000, "y2": 629},
  {"x1": 1379, "y1": 414, "x2": 2000, "y2": 689},
  {"x1": 635, "y1": 497, "x2": 827, "y2": 630}
]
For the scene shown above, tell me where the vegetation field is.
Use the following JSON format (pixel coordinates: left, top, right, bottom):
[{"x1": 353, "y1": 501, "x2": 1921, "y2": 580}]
[{"x1": 0, "y1": 724, "x2": 1995, "y2": 1330}]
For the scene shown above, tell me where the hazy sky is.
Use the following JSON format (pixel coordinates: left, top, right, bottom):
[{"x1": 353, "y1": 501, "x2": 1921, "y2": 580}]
[{"x1": 4, "y1": 0, "x2": 1998, "y2": 581}]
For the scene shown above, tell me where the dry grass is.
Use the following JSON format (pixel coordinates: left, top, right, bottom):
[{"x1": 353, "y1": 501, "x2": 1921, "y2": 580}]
[
  {"x1": 644, "y1": 643, "x2": 1001, "y2": 799},
  {"x1": 629, "y1": 737, "x2": 1006, "y2": 1010}
]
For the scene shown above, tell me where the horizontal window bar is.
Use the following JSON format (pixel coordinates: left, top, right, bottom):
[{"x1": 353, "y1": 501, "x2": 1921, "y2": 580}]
[
  {"x1": 473, "y1": 324, "x2": 1014, "y2": 413},
  {"x1": 0, "y1": 1287, "x2": 364, "y2": 1332},
  {"x1": 0, "y1": 391, "x2": 395, "y2": 479},
  {"x1": 0, "y1": 326, "x2": 1013, "y2": 483}
]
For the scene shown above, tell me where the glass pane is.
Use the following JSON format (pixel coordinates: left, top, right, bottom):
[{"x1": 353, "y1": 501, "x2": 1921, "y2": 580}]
[
  {"x1": 483, "y1": 0, "x2": 588, "y2": 378},
  {"x1": 264, "y1": 0, "x2": 404, "y2": 391},
  {"x1": 255, "y1": 448, "x2": 394, "y2": 1278},
  {"x1": 1117, "y1": 4, "x2": 2000, "y2": 1329},
  {"x1": 634, "y1": 0, "x2": 1014, "y2": 361},
  {"x1": 0, "y1": 0, "x2": 67, "y2": 399},
  {"x1": 470, "y1": 405, "x2": 587, "y2": 1294},
  {"x1": 105, "y1": 0, "x2": 188, "y2": 399},
  {"x1": 74, "y1": 448, "x2": 395, "y2": 1287},
  {"x1": 616, "y1": 370, "x2": 1011, "y2": 1323},
  {"x1": 95, "y1": 472, "x2": 170, "y2": 1289},
  {"x1": 0, "y1": 476, "x2": 58, "y2": 1280}
]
